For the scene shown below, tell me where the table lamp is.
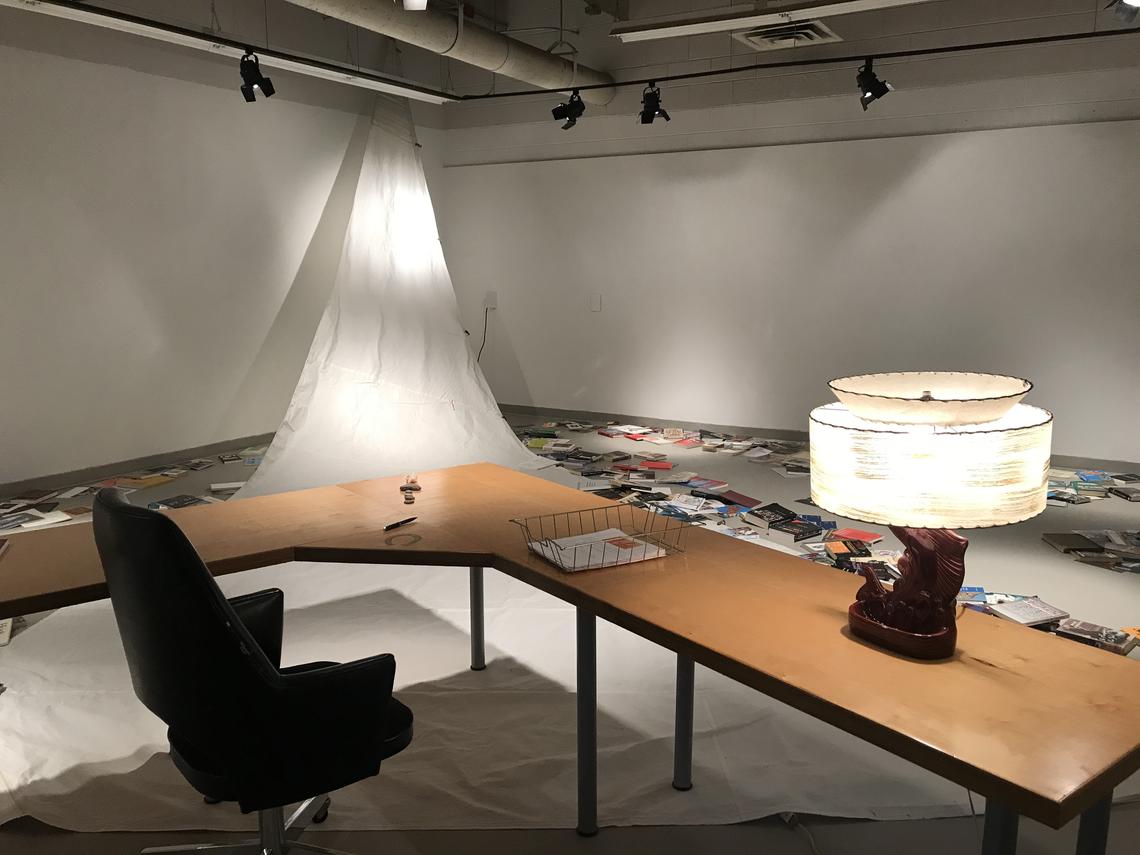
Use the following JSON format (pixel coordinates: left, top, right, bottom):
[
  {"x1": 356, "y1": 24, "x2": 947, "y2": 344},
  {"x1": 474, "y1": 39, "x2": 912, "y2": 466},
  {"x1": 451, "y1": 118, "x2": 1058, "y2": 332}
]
[{"x1": 809, "y1": 372, "x2": 1052, "y2": 659}]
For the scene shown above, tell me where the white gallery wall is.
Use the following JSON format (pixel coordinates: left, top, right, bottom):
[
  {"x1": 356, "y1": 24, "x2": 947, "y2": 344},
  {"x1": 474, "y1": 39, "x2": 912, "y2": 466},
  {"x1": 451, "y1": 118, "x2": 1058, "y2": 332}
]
[
  {"x1": 0, "y1": 12, "x2": 376, "y2": 484},
  {"x1": 439, "y1": 119, "x2": 1140, "y2": 462}
]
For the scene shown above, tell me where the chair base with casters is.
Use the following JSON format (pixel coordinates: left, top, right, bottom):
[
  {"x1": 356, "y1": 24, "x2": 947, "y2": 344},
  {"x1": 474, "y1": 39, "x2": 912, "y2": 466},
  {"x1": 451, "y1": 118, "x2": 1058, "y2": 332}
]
[{"x1": 143, "y1": 794, "x2": 339, "y2": 855}]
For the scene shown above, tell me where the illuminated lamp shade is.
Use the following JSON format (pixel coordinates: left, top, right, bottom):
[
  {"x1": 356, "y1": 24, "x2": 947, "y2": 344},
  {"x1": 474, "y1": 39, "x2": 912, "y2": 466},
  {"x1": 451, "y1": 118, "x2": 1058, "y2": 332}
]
[
  {"x1": 809, "y1": 371, "x2": 1051, "y2": 660},
  {"x1": 809, "y1": 402, "x2": 1052, "y2": 529}
]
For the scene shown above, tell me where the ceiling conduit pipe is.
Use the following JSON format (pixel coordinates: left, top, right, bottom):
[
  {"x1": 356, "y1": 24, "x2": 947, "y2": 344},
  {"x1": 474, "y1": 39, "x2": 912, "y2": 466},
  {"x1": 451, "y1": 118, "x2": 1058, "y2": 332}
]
[{"x1": 283, "y1": 0, "x2": 617, "y2": 104}]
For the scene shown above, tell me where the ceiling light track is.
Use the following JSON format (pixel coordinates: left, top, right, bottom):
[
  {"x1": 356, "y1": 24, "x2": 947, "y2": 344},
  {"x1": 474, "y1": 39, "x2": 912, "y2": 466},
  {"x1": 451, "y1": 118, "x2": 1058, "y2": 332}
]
[{"x1": 463, "y1": 25, "x2": 1140, "y2": 101}]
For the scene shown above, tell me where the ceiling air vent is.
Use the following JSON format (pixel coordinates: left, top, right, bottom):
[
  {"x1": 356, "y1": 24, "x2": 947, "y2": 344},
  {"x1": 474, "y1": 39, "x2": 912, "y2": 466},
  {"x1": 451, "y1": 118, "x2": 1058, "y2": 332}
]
[{"x1": 731, "y1": 20, "x2": 843, "y2": 52}]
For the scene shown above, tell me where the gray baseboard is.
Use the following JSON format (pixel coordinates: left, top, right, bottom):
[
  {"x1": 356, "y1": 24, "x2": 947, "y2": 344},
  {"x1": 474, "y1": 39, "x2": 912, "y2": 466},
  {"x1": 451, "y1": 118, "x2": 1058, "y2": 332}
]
[{"x1": 0, "y1": 433, "x2": 275, "y2": 499}]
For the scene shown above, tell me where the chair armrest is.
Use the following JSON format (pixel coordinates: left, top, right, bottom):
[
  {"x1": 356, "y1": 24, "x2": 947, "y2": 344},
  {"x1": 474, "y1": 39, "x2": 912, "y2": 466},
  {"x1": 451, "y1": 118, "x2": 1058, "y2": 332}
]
[
  {"x1": 228, "y1": 588, "x2": 284, "y2": 669},
  {"x1": 274, "y1": 654, "x2": 397, "y2": 746}
]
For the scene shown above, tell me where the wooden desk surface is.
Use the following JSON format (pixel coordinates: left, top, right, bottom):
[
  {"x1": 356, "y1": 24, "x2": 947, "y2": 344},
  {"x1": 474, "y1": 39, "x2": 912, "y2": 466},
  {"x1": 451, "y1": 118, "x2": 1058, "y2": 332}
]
[{"x1": 2, "y1": 462, "x2": 1139, "y2": 829}]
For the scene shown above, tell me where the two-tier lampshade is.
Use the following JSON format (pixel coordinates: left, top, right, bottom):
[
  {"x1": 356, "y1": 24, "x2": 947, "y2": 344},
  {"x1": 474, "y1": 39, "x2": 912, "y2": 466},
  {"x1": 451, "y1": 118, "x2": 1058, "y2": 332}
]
[{"x1": 810, "y1": 373, "x2": 1052, "y2": 529}]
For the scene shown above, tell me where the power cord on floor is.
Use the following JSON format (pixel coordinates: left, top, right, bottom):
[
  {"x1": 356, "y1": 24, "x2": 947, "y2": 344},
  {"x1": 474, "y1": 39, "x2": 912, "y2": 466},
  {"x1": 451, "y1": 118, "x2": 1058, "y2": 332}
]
[
  {"x1": 780, "y1": 812, "x2": 823, "y2": 855},
  {"x1": 476, "y1": 306, "x2": 490, "y2": 362}
]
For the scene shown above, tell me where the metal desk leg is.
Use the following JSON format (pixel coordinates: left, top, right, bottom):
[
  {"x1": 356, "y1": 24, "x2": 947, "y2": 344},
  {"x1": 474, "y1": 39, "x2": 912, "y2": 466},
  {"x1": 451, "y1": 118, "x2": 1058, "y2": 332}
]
[
  {"x1": 577, "y1": 608, "x2": 598, "y2": 837},
  {"x1": 982, "y1": 801, "x2": 1020, "y2": 855},
  {"x1": 1075, "y1": 794, "x2": 1112, "y2": 855},
  {"x1": 673, "y1": 654, "x2": 695, "y2": 791},
  {"x1": 469, "y1": 566, "x2": 486, "y2": 671}
]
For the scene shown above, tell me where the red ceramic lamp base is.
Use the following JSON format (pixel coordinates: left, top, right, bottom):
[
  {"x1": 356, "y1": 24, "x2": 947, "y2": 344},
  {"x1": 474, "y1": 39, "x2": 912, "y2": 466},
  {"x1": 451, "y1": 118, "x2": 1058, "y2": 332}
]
[{"x1": 848, "y1": 526, "x2": 969, "y2": 661}]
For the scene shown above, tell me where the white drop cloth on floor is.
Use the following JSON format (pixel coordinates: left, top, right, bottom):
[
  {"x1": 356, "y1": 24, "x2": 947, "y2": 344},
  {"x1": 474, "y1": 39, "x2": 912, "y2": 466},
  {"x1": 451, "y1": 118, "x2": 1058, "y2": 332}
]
[{"x1": 3, "y1": 559, "x2": 1074, "y2": 833}]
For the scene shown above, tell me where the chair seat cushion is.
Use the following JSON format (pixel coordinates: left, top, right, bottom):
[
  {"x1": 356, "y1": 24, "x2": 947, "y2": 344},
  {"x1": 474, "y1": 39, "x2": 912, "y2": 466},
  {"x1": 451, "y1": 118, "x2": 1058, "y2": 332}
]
[{"x1": 168, "y1": 663, "x2": 413, "y2": 802}]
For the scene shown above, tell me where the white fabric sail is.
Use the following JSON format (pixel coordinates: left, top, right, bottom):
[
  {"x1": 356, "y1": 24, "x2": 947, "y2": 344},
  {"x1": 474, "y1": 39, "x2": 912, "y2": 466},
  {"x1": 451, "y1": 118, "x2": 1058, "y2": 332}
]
[{"x1": 238, "y1": 96, "x2": 535, "y2": 498}]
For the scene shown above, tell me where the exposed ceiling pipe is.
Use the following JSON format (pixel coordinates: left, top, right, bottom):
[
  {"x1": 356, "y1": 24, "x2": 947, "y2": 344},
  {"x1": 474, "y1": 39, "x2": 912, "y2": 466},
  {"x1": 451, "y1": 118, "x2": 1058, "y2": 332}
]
[
  {"x1": 283, "y1": 0, "x2": 617, "y2": 104},
  {"x1": 612, "y1": 0, "x2": 942, "y2": 42}
]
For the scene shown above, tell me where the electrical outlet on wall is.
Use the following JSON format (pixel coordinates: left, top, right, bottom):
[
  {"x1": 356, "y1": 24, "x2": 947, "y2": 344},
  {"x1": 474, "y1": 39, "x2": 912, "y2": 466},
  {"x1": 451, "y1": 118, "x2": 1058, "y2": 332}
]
[
  {"x1": 483, "y1": 290, "x2": 498, "y2": 310},
  {"x1": 588, "y1": 293, "x2": 602, "y2": 312}
]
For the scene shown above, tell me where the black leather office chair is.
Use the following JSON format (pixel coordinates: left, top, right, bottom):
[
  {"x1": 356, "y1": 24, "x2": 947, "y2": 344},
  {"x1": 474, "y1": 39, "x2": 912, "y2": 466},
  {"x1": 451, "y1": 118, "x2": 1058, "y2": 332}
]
[{"x1": 93, "y1": 488, "x2": 413, "y2": 855}]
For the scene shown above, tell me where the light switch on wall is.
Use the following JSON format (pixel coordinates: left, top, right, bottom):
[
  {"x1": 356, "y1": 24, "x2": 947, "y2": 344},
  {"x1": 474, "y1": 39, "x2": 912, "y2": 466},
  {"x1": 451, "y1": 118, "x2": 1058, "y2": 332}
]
[{"x1": 588, "y1": 293, "x2": 602, "y2": 312}]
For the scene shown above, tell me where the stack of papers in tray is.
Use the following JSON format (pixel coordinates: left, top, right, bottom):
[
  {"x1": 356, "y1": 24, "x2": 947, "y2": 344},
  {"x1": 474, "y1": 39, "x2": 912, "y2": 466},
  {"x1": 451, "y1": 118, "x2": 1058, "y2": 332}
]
[{"x1": 529, "y1": 528, "x2": 665, "y2": 572}]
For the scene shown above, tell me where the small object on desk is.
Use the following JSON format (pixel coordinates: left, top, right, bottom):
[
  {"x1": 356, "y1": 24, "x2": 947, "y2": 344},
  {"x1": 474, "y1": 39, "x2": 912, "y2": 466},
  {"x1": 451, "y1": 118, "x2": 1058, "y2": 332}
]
[
  {"x1": 384, "y1": 516, "x2": 417, "y2": 532},
  {"x1": 218, "y1": 453, "x2": 242, "y2": 463},
  {"x1": 1108, "y1": 486, "x2": 1140, "y2": 502},
  {"x1": 209, "y1": 482, "x2": 245, "y2": 493},
  {"x1": 400, "y1": 475, "x2": 421, "y2": 503}
]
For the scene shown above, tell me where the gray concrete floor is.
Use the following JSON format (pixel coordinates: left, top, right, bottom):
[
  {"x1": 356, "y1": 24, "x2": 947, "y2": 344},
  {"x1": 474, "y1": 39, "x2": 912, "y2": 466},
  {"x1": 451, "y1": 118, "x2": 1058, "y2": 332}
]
[
  {"x1": 5, "y1": 419, "x2": 1140, "y2": 854},
  {"x1": 4, "y1": 805, "x2": 1140, "y2": 854}
]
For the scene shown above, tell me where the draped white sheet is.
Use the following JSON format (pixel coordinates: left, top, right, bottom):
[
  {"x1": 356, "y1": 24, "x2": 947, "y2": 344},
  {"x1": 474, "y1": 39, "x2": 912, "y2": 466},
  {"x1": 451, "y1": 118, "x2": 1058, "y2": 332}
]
[{"x1": 237, "y1": 96, "x2": 536, "y2": 499}]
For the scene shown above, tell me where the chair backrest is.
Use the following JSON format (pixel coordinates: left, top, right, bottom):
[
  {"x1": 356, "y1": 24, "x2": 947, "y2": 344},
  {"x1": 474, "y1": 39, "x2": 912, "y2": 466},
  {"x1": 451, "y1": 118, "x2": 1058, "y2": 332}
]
[{"x1": 93, "y1": 489, "x2": 273, "y2": 755}]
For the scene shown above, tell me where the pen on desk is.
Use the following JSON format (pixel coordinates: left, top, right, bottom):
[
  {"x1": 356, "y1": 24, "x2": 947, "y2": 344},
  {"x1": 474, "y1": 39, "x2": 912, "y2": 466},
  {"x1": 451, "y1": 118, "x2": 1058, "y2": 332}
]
[{"x1": 384, "y1": 516, "x2": 417, "y2": 532}]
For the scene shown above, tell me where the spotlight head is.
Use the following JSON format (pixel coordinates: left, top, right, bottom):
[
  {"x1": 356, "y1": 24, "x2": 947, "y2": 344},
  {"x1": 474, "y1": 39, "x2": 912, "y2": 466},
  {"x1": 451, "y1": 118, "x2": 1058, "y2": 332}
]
[
  {"x1": 551, "y1": 89, "x2": 585, "y2": 130},
  {"x1": 1109, "y1": 0, "x2": 1138, "y2": 23},
  {"x1": 856, "y1": 58, "x2": 892, "y2": 111},
  {"x1": 639, "y1": 82, "x2": 671, "y2": 124},
  {"x1": 239, "y1": 50, "x2": 275, "y2": 102}
]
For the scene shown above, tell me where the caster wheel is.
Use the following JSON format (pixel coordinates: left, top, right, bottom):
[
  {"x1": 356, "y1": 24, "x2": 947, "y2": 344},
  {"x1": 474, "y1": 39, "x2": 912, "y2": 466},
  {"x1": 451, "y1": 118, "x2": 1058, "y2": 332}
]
[
  {"x1": 203, "y1": 796, "x2": 223, "y2": 805},
  {"x1": 312, "y1": 799, "x2": 331, "y2": 824}
]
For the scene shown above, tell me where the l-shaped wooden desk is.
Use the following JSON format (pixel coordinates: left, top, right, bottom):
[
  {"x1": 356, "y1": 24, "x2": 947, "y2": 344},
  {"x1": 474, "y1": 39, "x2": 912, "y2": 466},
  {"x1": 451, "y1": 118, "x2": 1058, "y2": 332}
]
[{"x1": 2, "y1": 463, "x2": 1139, "y2": 854}]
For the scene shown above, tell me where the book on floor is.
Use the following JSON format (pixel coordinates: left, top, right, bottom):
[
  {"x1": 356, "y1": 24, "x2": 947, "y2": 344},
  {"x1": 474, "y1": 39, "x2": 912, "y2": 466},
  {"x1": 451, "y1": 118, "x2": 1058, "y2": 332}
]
[
  {"x1": 832, "y1": 527, "x2": 883, "y2": 544},
  {"x1": 1041, "y1": 533, "x2": 1104, "y2": 553},
  {"x1": 744, "y1": 503, "x2": 796, "y2": 529},
  {"x1": 1054, "y1": 619, "x2": 1138, "y2": 655},
  {"x1": 766, "y1": 519, "x2": 823, "y2": 545},
  {"x1": 148, "y1": 495, "x2": 208, "y2": 510},
  {"x1": 988, "y1": 597, "x2": 1068, "y2": 627},
  {"x1": 825, "y1": 540, "x2": 872, "y2": 560},
  {"x1": 719, "y1": 490, "x2": 761, "y2": 509},
  {"x1": 1109, "y1": 487, "x2": 1140, "y2": 502}
]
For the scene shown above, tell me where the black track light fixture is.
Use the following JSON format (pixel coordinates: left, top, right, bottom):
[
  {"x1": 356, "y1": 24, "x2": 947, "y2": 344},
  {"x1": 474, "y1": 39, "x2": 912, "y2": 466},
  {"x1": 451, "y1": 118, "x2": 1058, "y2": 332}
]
[
  {"x1": 856, "y1": 57, "x2": 892, "y2": 111},
  {"x1": 639, "y1": 81, "x2": 671, "y2": 124},
  {"x1": 240, "y1": 50, "x2": 275, "y2": 102},
  {"x1": 551, "y1": 89, "x2": 585, "y2": 130},
  {"x1": 1107, "y1": 0, "x2": 1138, "y2": 24}
]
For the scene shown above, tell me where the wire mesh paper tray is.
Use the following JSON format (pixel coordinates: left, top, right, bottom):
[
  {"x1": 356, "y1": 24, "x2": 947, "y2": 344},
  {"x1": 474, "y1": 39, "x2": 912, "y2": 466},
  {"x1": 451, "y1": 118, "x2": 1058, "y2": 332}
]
[{"x1": 511, "y1": 504, "x2": 688, "y2": 573}]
